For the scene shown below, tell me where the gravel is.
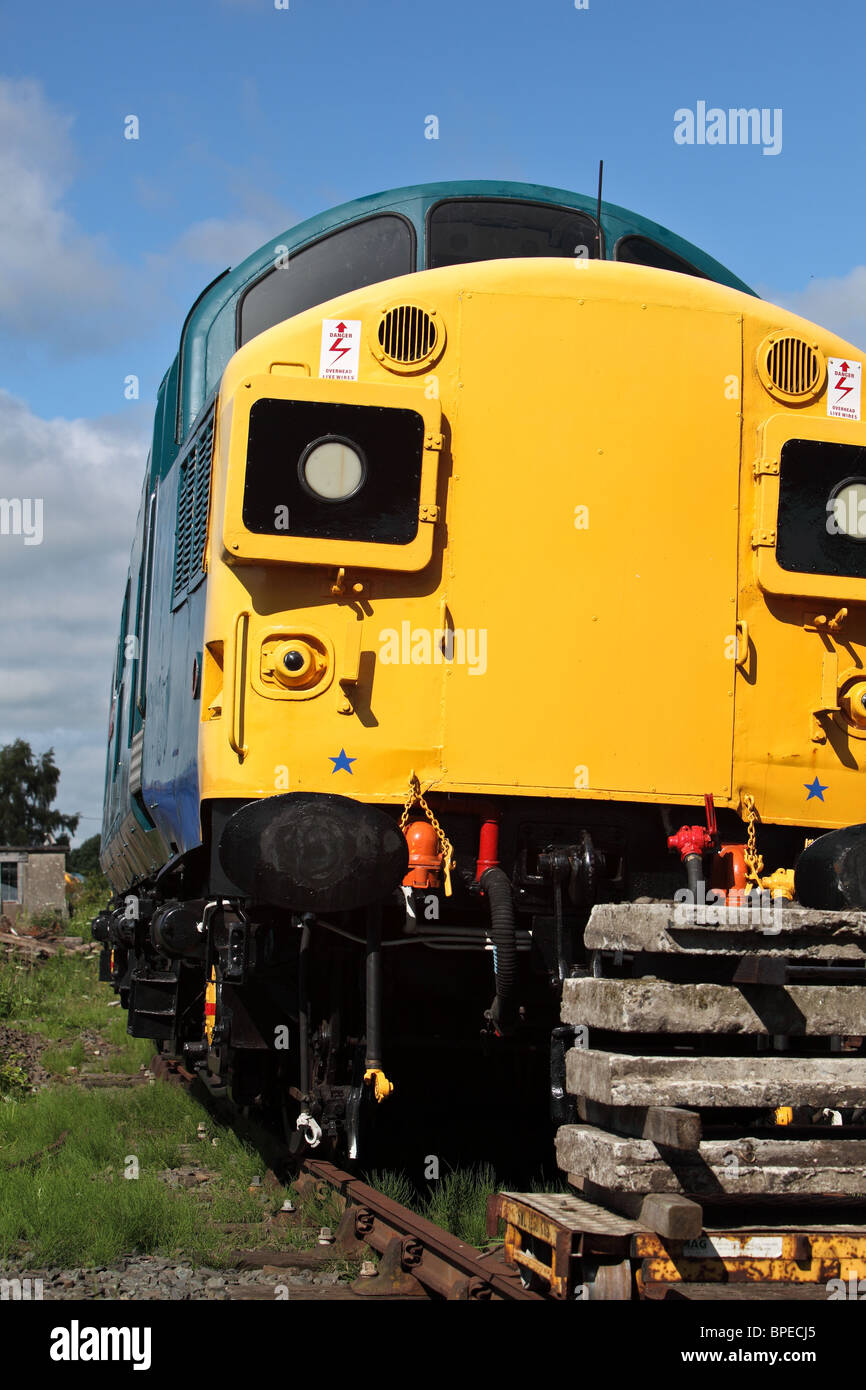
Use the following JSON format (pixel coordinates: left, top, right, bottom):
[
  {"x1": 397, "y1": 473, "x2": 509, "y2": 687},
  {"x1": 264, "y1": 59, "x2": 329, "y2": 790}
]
[{"x1": 0, "y1": 1254, "x2": 352, "y2": 1300}]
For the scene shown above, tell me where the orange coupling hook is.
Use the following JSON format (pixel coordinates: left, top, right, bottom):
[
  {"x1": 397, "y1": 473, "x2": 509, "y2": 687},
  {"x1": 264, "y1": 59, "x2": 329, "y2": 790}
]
[{"x1": 402, "y1": 819, "x2": 443, "y2": 890}]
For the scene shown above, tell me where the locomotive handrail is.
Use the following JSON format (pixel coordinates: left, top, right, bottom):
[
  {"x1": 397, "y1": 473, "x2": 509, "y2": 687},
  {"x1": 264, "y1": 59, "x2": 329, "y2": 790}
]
[{"x1": 230, "y1": 611, "x2": 250, "y2": 759}]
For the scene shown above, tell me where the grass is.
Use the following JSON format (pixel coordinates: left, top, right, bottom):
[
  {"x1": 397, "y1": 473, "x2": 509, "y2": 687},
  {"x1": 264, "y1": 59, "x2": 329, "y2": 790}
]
[
  {"x1": 0, "y1": 874, "x2": 541, "y2": 1270},
  {"x1": 0, "y1": 876, "x2": 154, "y2": 1078},
  {"x1": 0, "y1": 875, "x2": 308, "y2": 1270},
  {"x1": 0, "y1": 1081, "x2": 281, "y2": 1266},
  {"x1": 363, "y1": 1161, "x2": 569, "y2": 1248},
  {"x1": 365, "y1": 1162, "x2": 503, "y2": 1247},
  {"x1": 364, "y1": 1168, "x2": 418, "y2": 1209},
  {"x1": 290, "y1": 1180, "x2": 347, "y2": 1238},
  {"x1": 424, "y1": 1163, "x2": 499, "y2": 1246}
]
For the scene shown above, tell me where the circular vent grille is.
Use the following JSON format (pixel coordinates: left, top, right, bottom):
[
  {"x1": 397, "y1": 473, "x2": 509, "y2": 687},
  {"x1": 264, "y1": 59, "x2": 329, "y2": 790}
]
[
  {"x1": 758, "y1": 334, "x2": 825, "y2": 402},
  {"x1": 374, "y1": 305, "x2": 443, "y2": 372}
]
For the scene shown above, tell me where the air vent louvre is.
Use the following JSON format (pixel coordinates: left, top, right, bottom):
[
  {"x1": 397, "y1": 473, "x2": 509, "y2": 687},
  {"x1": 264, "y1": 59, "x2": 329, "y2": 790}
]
[
  {"x1": 173, "y1": 410, "x2": 215, "y2": 603},
  {"x1": 760, "y1": 335, "x2": 825, "y2": 402},
  {"x1": 375, "y1": 304, "x2": 440, "y2": 369}
]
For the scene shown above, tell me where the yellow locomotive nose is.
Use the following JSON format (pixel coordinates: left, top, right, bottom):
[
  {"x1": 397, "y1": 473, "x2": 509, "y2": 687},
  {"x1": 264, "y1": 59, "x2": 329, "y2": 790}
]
[{"x1": 273, "y1": 640, "x2": 326, "y2": 690}]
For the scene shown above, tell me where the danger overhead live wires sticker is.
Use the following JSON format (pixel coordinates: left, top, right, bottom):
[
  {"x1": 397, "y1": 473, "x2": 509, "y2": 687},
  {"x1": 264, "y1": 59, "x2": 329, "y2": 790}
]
[
  {"x1": 319, "y1": 319, "x2": 361, "y2": 380},
  {"x1": 828, "y1": 357, "x2": 862, "y2": 421}
]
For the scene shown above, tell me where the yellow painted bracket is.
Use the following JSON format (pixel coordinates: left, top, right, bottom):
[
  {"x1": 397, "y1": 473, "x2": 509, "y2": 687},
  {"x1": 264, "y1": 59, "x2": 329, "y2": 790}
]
[
  {"x1": 341, "y1": 618, "x2": 363, "y2": 686},
  {"x1": 811, "y1": 649, "x2": 840, "y2": 744},
  {"x1": 337, "y1": 618, "x2": 363, "y2": 714}
]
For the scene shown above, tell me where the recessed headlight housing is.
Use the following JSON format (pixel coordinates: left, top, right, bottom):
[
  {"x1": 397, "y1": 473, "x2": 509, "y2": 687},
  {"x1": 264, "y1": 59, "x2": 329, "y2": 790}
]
[
  {"x1": 299, "y1": 435, "x2": 366, "y2": 502},
  {"x1": 829, "y1": 477, "x2": 866, "y2": 540}
]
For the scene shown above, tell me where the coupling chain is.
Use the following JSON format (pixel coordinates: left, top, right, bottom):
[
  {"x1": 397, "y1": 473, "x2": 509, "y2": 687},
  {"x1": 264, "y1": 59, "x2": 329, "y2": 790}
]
[
  {"x1": 400, "y1": 771, "x2": 456, "y2": 897},
  {"x1": 742, "y1": 792, "x2": 764, "y2": 888}
]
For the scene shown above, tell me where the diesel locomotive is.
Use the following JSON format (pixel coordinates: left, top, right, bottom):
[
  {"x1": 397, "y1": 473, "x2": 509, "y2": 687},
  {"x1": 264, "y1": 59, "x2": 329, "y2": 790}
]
[{"x1": 94, "y1": 180, "x2": 866, "y2": 1178}]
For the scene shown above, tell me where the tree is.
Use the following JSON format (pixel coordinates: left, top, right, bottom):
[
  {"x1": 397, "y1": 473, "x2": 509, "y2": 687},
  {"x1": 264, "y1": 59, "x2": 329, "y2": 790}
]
[
  {"x1": 0, "y1": 740, "x2": 79, "y2": 846},
  {"x1": 67, "y1": 834, "x2": 102, "y2": 876}
]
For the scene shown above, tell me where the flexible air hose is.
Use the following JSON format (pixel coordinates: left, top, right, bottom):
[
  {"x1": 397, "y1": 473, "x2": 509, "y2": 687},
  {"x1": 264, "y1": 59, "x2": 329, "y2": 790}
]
[{"x1": 480, "y1": 866, "x2": 518, "y2": 1036}]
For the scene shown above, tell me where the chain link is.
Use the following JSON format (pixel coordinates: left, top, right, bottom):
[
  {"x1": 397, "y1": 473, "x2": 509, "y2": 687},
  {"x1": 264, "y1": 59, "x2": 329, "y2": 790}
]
[
  {"x1": 400, "y1": 771, "x2": 456, "y2": 897},
  {"x1": 742, "y1": 792, "x2": 764, "y2": 888}
]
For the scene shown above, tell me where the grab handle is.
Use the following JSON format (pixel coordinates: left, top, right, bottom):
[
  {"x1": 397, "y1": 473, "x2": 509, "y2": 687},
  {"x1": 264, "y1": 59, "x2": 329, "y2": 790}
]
[{"x1": 230, "y1": 611, "x2": 249, "y2": 758}]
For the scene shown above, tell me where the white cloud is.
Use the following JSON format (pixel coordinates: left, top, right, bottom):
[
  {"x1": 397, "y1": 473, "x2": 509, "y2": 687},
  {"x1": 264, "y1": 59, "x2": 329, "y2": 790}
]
[
  {"x1": 760, "y1": 267, "x2": 866, "y2": 352},
  {"x1": 0, "y1": 82, "x2": 301, "y2": 844},
  {"x1": 0, "y1": 77, "x2": 134, "y2": 351},
  {"x1": 0, "y1": 76, "x2": 302, "y2": 366},
  {"x1": 171, "y1": 217, "x2": 279, "y2": 269},
  {"x1": 153, "y1": 163, "x2": 298, "y2": 275},
  {"x1": 0, "y1": 389, "x2": 148, "y2": 839}
]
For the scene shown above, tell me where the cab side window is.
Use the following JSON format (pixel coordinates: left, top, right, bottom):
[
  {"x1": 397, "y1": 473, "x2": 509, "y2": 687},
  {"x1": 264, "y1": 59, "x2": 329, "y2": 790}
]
[
  {"x1": 239, "y1": 215, "x2": 415, "y2": 346},
  {"x1": 614, "y1": 235, "x2": 706, "y2": 279},
  {"x1": 427, "y1": 199, "x2": 600, "y2": 267}
]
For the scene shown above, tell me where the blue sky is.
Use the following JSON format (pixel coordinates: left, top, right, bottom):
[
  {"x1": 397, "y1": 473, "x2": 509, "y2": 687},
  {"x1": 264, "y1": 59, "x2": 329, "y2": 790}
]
[{"x1": 2, "y1": 0, "x2": 865, "y2": 838}]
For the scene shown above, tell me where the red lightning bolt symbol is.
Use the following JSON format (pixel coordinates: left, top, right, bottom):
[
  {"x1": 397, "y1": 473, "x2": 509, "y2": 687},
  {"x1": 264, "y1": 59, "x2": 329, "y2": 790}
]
[
  {"x1": 329, "y1": 323, "x2": 351, "y2": 362},
  {"x1": 836, "y1": 363, "x2": 854, "y2": 400}
]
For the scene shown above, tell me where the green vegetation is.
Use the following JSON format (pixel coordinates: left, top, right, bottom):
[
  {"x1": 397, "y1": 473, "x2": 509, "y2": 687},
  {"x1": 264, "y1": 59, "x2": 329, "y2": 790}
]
[
  {"x1": 64, "y1": 873, "x2": 113, "y2": 941},
  {"x1": 0, "y1": 944, "x2": 154, "y2": 1073},
  {"x1": 365, "y1": 1162, "x2": 501, "y2": 1248},
  {"x1": 66, "y1": 834, "x2": 103, "y2": 879},
  {"x1": 0, "y1": 1082, "x2": 298, "y2": 1266},
  {"x1": 0, "y1": 872, "x2": 524, "y2": 1271},
  {"x1": 291, "y1": 1178, "x2": 346, "y2": 1237},
  {"x1": 0, "y1": 1054, "x2": 30, "y2": 1101},
  {"x1": 0, "y1": 876, "x2": 131, "y2": 1056},
  {"x1": 365, "y1": 1168, "x2": 417, "y2": 1209},
  {"x1": 0, "y1": 739, "x2": 78, "y2": 844},
  {"x1": 424, "y1": 1163, "x2": 498, "y2": 1246},
  {"x1": 363, "y1": 1162, "x2": 567, "y2": 1248},
  {"x1": 0, "y1": 876, "x2": 303, "y2": 1269}
]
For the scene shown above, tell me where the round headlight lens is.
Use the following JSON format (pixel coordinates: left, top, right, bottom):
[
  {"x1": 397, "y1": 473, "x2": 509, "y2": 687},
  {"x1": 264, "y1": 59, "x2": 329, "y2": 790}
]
[
  {"x1": 300, "y1": 437, "x2": 365, "y2": 501},
  {"x1": 829, "y1": 478, "x2": 866, "y2": 539}
]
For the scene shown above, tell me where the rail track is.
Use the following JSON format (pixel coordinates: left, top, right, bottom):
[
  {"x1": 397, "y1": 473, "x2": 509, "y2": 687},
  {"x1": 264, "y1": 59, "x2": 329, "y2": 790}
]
[
  {"x1": 150, "y1": 1054, "x2": 539, "y2": 1301},
  {"x1": 297, "y1": 1159, "x2": 538, "y2": 1300},
  {"x1": 151, "y1": 1049, "x2": 865, "y2": 1303}
]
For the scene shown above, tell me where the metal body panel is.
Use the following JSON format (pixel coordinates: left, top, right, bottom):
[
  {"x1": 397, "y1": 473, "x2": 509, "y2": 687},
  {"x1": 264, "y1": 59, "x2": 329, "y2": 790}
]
[{"x1": 443, "y1": 288, "x2": 740, "y2": 796}]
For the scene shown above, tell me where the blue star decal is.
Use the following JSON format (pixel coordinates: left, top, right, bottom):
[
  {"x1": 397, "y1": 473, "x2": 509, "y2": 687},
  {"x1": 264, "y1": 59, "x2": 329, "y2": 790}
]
[
  {"x1": 805, "y1": 776, "x2": 828, "y2": 802},
  {"x1": 329, "y1": 748, "x2": 356, "y2": 774}
]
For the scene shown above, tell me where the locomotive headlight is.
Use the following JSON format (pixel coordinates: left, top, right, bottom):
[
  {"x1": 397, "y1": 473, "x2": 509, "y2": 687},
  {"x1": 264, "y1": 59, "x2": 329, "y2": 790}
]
[
  {"x1": 828, "y1": 478, "x2": 866, "y2": 540},
  {"x1": 299, "y1": 435, "x2": 366, "y2": 502}
]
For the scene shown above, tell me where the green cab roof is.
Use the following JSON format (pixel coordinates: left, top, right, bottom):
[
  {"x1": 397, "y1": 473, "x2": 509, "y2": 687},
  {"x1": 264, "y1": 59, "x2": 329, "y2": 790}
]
[{"x1": 169, "y1": 179, "x2": 754, "y2": 448}]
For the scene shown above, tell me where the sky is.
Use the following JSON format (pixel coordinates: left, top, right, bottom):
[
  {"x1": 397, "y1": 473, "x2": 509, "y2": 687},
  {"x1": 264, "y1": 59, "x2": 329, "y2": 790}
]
[{"x1": 1, "y1": 0, "x2": 865, "y2": 842}]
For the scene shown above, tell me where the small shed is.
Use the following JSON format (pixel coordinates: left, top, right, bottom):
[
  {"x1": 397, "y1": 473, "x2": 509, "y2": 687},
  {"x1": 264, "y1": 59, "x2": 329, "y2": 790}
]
[{"x1": 0, "y1": 847, "x2": 67, "y2": 924}]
